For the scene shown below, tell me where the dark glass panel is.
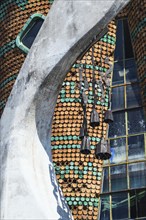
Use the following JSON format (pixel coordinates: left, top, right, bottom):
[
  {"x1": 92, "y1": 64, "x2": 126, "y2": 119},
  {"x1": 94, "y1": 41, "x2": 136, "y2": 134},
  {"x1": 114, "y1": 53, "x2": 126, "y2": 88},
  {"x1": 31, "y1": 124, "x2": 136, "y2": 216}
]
[
  {"x1": 123, "y1": 19, "x2": 134, "y2": 59},
  {"x1": 128, "y1": 135, "x2": 145, "y2": 161},
  {"x1": 111, "y1": 86, "x2": 125, "y2": 110},
  {"x1": 137, "y1": 190, "x2": 146, "y2": 218},
  {"x1": 126, "y1": 84, "x2": 142, "y2": 108},
  {"x1": 109, "y1": 112, "x2": 126, "y2": 138},
  {"x1": 130, "y1": 190, "x2": 137, "y2": 219},
  {"x1": 125, "y1": 59, "x2": 138, "y2": 83},
  {"x1": 22, "y1": 18, "x2": 44, "y2": 49},
  {"x1": 110, "y1": 138, "x2": 126, "y2": 164},
  {"x1": 100, "y1": 195, "x2": 110, "y2": 220},
  {"x1": 111, "y1": 165, "x2": 127, "y2": 191},
  {"x1": 112, "y1": 61, "x2": 124, "y2": 86},
  {"x1": 112, "y1": 192, "x2": 128, "y2": 220},
  {"x1": 102, "y1": 167, "x2": 109, "y2": 193},
  {"x1": 114, "y1": 20, "x2": 124, "y2": 61},
  {"x1": 129, "y1": 162, "x2": 146, "y2": 189},
  {"x1": 128, "y1": 108, "x2": 146, "y2": 134},
  {"x1": 130, "y1": 190, "x2": 146, "y2": 219}
]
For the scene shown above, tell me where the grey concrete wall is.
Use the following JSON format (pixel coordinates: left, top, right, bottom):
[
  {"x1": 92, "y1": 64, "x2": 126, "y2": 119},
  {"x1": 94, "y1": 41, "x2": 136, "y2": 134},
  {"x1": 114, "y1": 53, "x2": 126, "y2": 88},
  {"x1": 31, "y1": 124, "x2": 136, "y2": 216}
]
[{"x1": 0, "y1": 0, "x2": 130, "y2": 219}]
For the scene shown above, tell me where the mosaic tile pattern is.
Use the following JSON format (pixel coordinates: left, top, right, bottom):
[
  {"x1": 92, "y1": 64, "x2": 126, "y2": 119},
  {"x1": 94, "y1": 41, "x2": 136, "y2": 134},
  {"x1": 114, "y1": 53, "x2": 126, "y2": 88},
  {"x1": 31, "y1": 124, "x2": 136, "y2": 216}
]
[{"x1": 1, "y1": 0, "x2": 145, "y2": 219}]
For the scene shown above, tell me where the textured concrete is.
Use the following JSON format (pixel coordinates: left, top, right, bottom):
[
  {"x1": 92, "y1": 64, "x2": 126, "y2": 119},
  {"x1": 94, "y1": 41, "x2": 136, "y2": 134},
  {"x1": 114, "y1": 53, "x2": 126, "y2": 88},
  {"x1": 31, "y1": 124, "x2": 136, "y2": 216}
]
[{"x1": 0, "y1": 0, "x2": 130, "y2": 219}]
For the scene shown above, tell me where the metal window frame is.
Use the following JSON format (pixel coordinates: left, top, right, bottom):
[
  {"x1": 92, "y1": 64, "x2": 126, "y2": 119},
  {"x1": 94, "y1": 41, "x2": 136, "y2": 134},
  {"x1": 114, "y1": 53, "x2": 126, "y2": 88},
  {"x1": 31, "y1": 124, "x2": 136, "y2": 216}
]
[{"x1": 98, "y1": 17, "x2": 146, "y2": 220}]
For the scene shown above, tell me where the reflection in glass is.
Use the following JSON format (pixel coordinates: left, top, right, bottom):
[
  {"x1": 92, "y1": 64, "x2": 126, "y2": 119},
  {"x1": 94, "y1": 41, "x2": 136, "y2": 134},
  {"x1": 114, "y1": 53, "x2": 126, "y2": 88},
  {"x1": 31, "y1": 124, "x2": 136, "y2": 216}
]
[
  {"x1": 129, "y1": 162, "x2": 146, "y2": 189},
  {"x1": 137, "y1": 190, "x2": 146, "y2": 218},
  {"x1": 114, "y1": 20, "x2": 124, "y2": 61},
  {"x1": 110, "y1": 138, "x2": 126, "y2": 164},
  {"x1": 112, "y1": 192, "x2": 128, "y2": 220},
  {"x1": 100, "y1": 195, "x2": 110, "y2": 220},
  {"x1": 126, "y1": 84, "x2": 142, "y2": 108},
  {"x1": 128, "y1": 108, "x2": 146, "y2": 134},
  {"x1": 109, "y1": 112, "x2": 126, "y2": 138},
  {"x1": 130, "y1": 190, "x2": 137, "y2": 219},
  {"x1": 128, "y1": 135, "x2": 145, "y2": 161},
  {"x1": 111, "y1": 165, "x2": 127, "y2": 191},
  {"x1": 111, "y1": 86, "x2": 124, "y2": 110},
  {"x1": 125, "y1": 59, "x2": 138, "y2": 83},
  {"x1": 22, "y1": 19, "x2": 44, "y2": 49},
  {"x1": 123, "y1": 19, "x2": 134, "y2": 59},
  {"x1": 102, "y1": 168, "x2": 109, "y2": 193},
  {"x1": 112, "y1": 61, "x2": 124, "y2": 85},
  {"x1": 130, "y1": 190, "x2": 146, "y2": 219}
]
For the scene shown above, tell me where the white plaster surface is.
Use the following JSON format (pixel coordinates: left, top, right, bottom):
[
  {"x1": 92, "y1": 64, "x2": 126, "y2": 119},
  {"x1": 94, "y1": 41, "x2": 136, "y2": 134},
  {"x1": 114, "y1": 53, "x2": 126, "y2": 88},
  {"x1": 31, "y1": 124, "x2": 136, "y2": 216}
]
[{"x1": 0, "y1": 0, "x2": 130, "y2": 219}]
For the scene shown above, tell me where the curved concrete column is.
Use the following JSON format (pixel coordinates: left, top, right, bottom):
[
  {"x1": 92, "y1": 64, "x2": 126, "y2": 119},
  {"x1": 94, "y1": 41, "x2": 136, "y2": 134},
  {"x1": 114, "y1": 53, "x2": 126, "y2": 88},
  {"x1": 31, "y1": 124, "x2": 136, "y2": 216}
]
[{"x1": 0, "y1": 0, "x2": 130, "y2": 219}]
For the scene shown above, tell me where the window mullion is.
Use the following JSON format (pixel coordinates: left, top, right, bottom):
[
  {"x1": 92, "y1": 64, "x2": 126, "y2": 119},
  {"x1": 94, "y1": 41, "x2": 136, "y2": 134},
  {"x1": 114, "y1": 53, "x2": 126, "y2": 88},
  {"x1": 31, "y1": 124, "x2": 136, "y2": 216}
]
[
  {"x1": 110, "y1": 194, "x2": 112, "y2": 220},
  {"x1": 128, "y1": 192, "x2": 131, "y2": 218}
]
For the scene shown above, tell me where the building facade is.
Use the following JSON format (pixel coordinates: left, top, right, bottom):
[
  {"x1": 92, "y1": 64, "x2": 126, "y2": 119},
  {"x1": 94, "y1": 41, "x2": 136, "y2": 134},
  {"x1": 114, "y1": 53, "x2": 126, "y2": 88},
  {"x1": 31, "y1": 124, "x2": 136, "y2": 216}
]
[{"x1": 0, "y1": 0, "x2": 145, "y2": 219}]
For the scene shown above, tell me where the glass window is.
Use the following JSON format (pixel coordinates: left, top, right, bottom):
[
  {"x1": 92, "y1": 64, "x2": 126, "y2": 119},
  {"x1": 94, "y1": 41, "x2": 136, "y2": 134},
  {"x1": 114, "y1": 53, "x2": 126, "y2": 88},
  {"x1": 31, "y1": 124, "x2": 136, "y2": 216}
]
[
  {"x1": 100, "y1": 195, "x2": 110, "y2": 220},
  {"x1": 130, "y1": 190, "x2": 137, "y2": 219},
  {"x1": 137, "y1": 190, "x2": 146, "y2": 218},
  {"x1": 114, "y1": 20, "x2": 124, "y2": 61},
  {"x1": 128, "y1": 135, "x2": 145, "y2": 161},
  {"x1": 22, "y1": 18, "x2": 44, "y2": 49},
  {"x1": 112, "y1": 192, "x2": 128, "y2": 220},
  {"x1": 110, "y1": 138, "x2": 126, "y2": 164},
  {"x1": 111, "y1": 86, "x2": 125, "y2": 110},
  {"x1": 112, "y1": 61, "x2": 124, "y2": 85},
  {"x1": 129, "y1": 162, "x2": 146, "y2": 189},
  {"x1": 102, "y1": 167, "x2": 109, "y2": 193},
  {"x1": 111, "y1": 165, "x2": 127, "y2": 191},
  {"x1": 100, "y1": 17, "x2": 146, "y2": 220},
  {"x1": 123, "y1": 19, "x2": 134, "y2": 59},
  {"x1": 16, "y1": 14, "x2": 45, "y2": 53},
  {"x1": 125, "y1": 59, "x2": 138, "y2": 83},
  {"x1": 130, "y1": 190, "x2": 146, "y2": 219},
  {"x1": 109, "y1": 112, "x2": 126, "y2": 138},
  {"x1": 128, "y1": 108, "x2": 146, "y2": 134},
  {"x1": 126, "y1": 84, "x2": 142, "y2": 108}
]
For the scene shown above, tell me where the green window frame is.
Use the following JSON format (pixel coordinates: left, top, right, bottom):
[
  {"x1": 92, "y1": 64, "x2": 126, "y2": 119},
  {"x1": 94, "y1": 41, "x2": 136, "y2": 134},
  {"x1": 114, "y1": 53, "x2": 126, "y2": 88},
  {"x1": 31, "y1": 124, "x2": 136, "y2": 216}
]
[{"x1": 16, "y1": 13, "x2": 45, "y2": 54}]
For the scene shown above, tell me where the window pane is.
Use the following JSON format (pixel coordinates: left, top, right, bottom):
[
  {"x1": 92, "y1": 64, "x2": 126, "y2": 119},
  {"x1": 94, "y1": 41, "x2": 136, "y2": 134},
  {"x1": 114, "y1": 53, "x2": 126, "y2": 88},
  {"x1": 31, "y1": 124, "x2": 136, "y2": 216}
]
[
  {"x1": 129, "y1": 162, "x2": 146, "y2": 189},
  {"x1": 100, "y1": 195, "x2": 110, "y2": 220},
  {"x1": 111, "y1": 86, "x2": 125, "y2": 110},
  {"x1": 110, "y1": 138, "x2": 126, "y2": 164},
  {"x1": 109, "y1": 112, "x2": 126, "y2": 138},
  {"x1": 130, "y1": 190, "x2": 137, "y2": 219},
  {"x1": 114, "y1": 20, "x2": 124, "y2": 61},
  {"x1": 102, "y1": 168, "x2": 109, "y2": 193},
  {"x1": 128, "y1": 135, "x2": 145, "y2": 161},
  {"x1": 112, "y1": 61, "x2": 124, "y2": 86},
  {"x1": 126, "y1": 84, "x2": 142, "y2": 108},
  {"x1": 137, "y1": 190, "x2": 146, "y2": 218},
  {"x1": 123, "y1": 19, "x2": 134, "y2": 59},
  {"x1": 22, "y1": 19, "x2": 44, "y2": 49},
  {"x1": 112, "y1": 192, "x2": 128, "y2": 220},
  {"x1": 125, "y1": 59, "x2": 138, "y2": 83},
  {"x1": 130, "y1": 190, "x2": 146, "y2": 219},
  {"x1": 111, "y1": 165, "x2": 127, "y2": 191},
  {"x1": 128, "y1": 108, "x2": 146, "y2": 134}
]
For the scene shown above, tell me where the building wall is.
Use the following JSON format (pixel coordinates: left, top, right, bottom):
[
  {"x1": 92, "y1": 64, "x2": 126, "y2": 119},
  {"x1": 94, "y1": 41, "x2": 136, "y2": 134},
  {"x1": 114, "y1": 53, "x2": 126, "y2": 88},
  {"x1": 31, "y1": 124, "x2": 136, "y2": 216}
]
[
  {"x1": 0, "y1": 0, "x2": 52, "y2": 116},
  {"x1": 128, "y1": 0, "x2": 146, "y2": 112},
  {"x1": 51, "y1": 22, "x2": 116, "y2": 219},
  {"x1": 117, "y1": 0, "x2": 146, "y2": 113},
  {"x1": 99, "y1": 1, "x2": 146, "y2": 219},
  {"x1": 0, "y1": 0, "x2": 145, "y2": 219}
]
